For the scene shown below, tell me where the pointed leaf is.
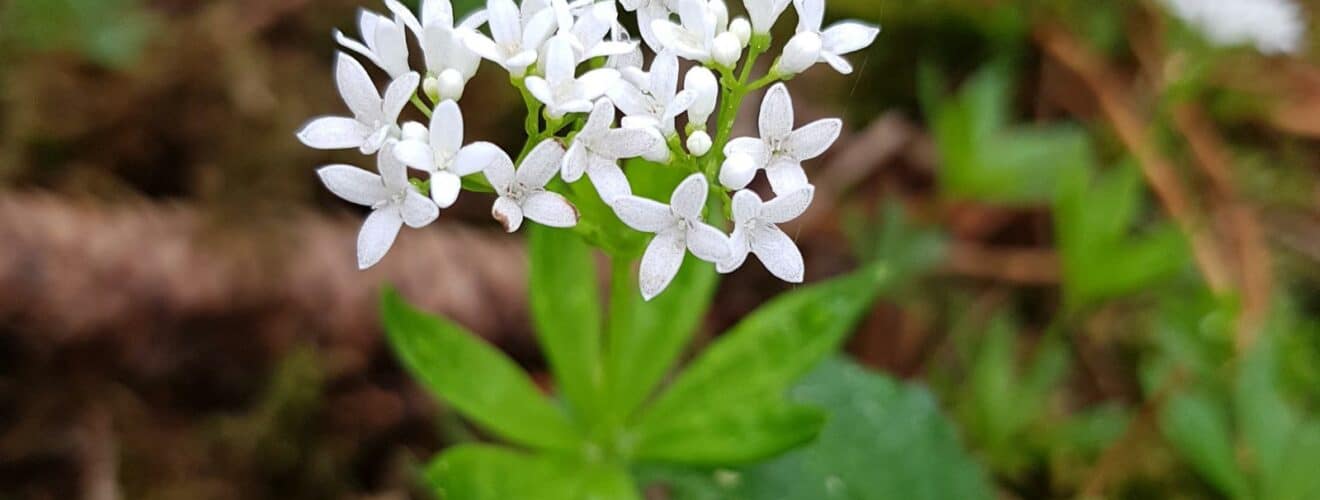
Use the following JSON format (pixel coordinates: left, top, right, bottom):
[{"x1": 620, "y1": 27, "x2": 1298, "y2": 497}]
[
  {"x1": 632, "y1": 403, "x2": 825, "y2": 466},
  {"x1": 528, "y1": 225, "x2": 606, "y2": 424},
  {"x1": 425, "y1": 444, "x2": 640, "y2": 500}
]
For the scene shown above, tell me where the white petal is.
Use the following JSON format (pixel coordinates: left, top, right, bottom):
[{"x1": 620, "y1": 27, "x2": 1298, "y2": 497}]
[
  {"x1": 430, "y1": 100, "x2": 465, "y2": 155},
  {"x1": 505, "y1": 50, "x2": 540, "y2": 74},
  {"x1": 639, "y1": 229, "x2": 686, "y2": 300},
  {"x1": 462, "y1": 31, "x2": 507, "y2": 64},
  {"x1": 575, "y1": 69, "x2": 621, "y2": 101},
  {"x1": 760, "y1": 185, "x2": 814, "y2": 223},
  {"x1": 612, "y1": 195, "x2": 675, "y2": 232},
  {"x1": 724, "y1": 136, "x2": 770, "y2": 162},
  {"x1": 523, "y1": 77, "x2": 555, "y2": 107},
  {"x1": 318, "y1": 165, "x2": 389, "y2": 206},
  {"x1": 586, "y1": 41, "x2": 637, "y2": 59},
  {"x1": 358, "y1": 208, "x2": 404, "y2": 269},
  {"x1": 382, "y1": 72, "x2": 422, "y2": 123},
  {"x1": 717, "y1": 226, "x2": 751, "y2": 273},
  {"x1": 487, "y1": 0, "x2": 522, "y2": 47},
  {"x1": 521, "y1": 191, "x2": 579, "y2": 228},
  {"x1": 518, "y1": 139, "x2": 566, "y2": 187},
  {"x1": 374, "y1": 18, "x2": 412, "y2": 77},
  {"x1": 607, "y1": 81, "x2": 652, "y2": 118},
  {"x1": 719, "y1": 153, "x2": 759, "y2": 190},
  {"x1": 394, "y1": 139, "x2": 437, "y2": 171},
  {"x1": 484, "y1": 149, "x2": 517, "y2": 195},
  {"x1": 385, "y1": 0, "x2": 423, "y2": 36},
  {"x1": 787, "y1": 118, "x2": 841, "y2": 161},
  {"x1": 336, "y1": 53, "x2": 383, "y2": 121},
  {"x1": 822, "y1": 21, "x2": 880, "y2": 55},
  {"x1": 750, "y1": 225, "x2": 804, "y2": 282},
  {"x1": 402, "y1": 190, "x2": 441, "y2": 227},
  {"x1": 543, "y1": 35, "x2": 577, "y2": 86},
  {"x1": 335, "y1": 31, "x2": 386, "y2": 74},
  {"x1": 596, "y1": 128, "x2": 660, "y2": 159},
  {"x1": 758, "y1": 83, "x2": 794, "y2": 141},
  {"x1": 378, "y1": 142, "x2": 412, "y2": 191},
  {"x1": 492, "y1": 196, "x2": 525, "y2": 232},
  {"x1": 792, "y1": 0, "x2": 824, "y2": 33},
  {"x1": 298, "y1": 117, "x2": 372, "y2": 150},
  {"x1": 651, "y1": 20, "x2": 709, "y2": 61},
  {"x1": 561, "y1": 141, "x2": 590, "y2": 182},
  {"x1": 821, "y1": 51, "x2": 854, "y2": 74},
  {"x1": 452, "y1": 141, "x2": 503, "y2": 176},
  {"x1": 584, "y1": 97, "x2": 617, "y2": 134},
  {"x1": 650, "y1": 51, "x2": 681, "y2": 102},
  {"x1": 669, "y1": 173, "x2": 708, "y2": 219},
  {"x1": 765, "y1": 162, "x2": 809, "y2": 196},
  {"x1": 687, "y1": 222, "x2": 732, "y2": 263},
  {"x1": 586, "y1": 159, "x2": 633, "y2": 204},
  {"x1": 522, "y1": 8, "x2": 560, "y2": 51},
  {"x1": 731, "y1": 189, "x2": 763, "y2": 224},
  {"x1": 744, "y1": 0, "x2": 790, "y2": 32},
  {"x1": 430, "y1": 171, "x2": 463, "y2": 208},
  {"x1": 666, "y1": 90, "x2": 698, "y2": 123}
]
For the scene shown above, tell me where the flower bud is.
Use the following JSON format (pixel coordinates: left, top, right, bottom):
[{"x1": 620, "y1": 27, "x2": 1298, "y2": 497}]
[
  {"x1": 774, "y1": 31, "x2": 822, "y2": 76},
  {"x1": 422, "y1": 76, "x2": 441, "y2": 103},
  {"x1": 712, "y1": 32, "x2": 743, "y2": 68},
  {"x1": 437, "y1": 69, "x2": 466, "y2": 101},
  {"x1": 401, "y1": 121, "x2": 429, "y2": 142},
  {"x1": 687, "y1": 130, "x2": 713, "y2": 156},
  {"x1": 684, "y1": 66, "x2": 719, "y2": 125},
  {"x1": 730, "y1": 18, "x2": 752, "y2": 47},
  {"x1": 719, "y1": 153, "x2": 759, "y2": 190}
]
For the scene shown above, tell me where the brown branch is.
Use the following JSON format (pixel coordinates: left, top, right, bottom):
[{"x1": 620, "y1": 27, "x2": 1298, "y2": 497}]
[{"x1": 1035, "y1": 25, "x2": 1236, "y2": 296}]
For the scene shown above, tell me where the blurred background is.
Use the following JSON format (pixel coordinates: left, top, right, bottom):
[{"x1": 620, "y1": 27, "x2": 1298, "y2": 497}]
[{"x1": 2, "y1": 0, "x2": 1319, "y2": 498}]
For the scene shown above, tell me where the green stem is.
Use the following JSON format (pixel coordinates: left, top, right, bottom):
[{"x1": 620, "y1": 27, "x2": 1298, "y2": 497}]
[{"x1": 410, "y1": 94, "x2": 433, "y2": 118}]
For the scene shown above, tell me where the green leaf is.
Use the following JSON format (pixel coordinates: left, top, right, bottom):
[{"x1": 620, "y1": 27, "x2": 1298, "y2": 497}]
[
  {"x1": 644, "y1": 358, "x2": 995, "y2": 500},
  {"x1": 632, "y1": 404, "x2": 826, "y2": 466},
  {"x1": 1269, "y1": 423, "x2": 1320, "y2": 500},
  {"x1": 639, "y1": 265, "x2": 892, "y2": 424},
  {"x1": 1235, "y1": 334, "x2": 1298, "y2": 490},
  {"x1": 380, "y1": 289, "x2": 583, "y2": 452},
  {"x1": 4, "y1": 0, "x2": 155, "y2": 68},
  {"x1": 425, "y1": 444, "x2": 639, "y2": 500},
  {"x1": 528, "y1": 225, "x2": 605, "y2": 424},
  {"x1": 1160, "y1": 390, "x2": 1249, "y2": 499},
  {"x1": 605, "y1": 255, "x2": 719, "y2": 423}
]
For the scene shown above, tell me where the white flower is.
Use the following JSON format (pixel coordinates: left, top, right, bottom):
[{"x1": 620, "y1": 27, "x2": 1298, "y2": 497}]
[
  {"x1": 297, "y1": 53, "x2": 420, "y2": 155},
  {"x1": 718, "y1": 186, "x2": 814, "y2": 282},
  {"x1": 336, "y1": 8, "x2": 412, "y2": 79},
  {"x1": 563, "y1": 99, "x2": 660, "y2": 203},
  {"x1": 1160, "y1": 0, "x2": 1306, "y2": 55},
  {"x1": 462, "y1": 0, "x2": 559, "y2": 76},
  {"x1": 318, "y1": 142, "x2": 439, "y2": 270},
  {"x1": 525, "y1": 35, "x2": 620, "y2": 118},
  {"x1": 774, "y1": 30, "x2": 822, "y2": 76},
  {"x1": 384, "y1": 0, "x2": 490, "y2": 101},
  {"x1": 790, "y1": 0, "x2": 880, "y2": 74},
  {"x1": 619, "y1": 0, "x2": 677, "y2": 52},
  {"x1": 393, "y1": 101, "x2": 503, "y2": 208},
  {"x1": 613, "y1": 174, "x2": 731, "y2": 299},
  {"x1": 743, "y1": 0, "x2": 790, "y2": 34},
  {"x1": 487, "y1": 139, "x2": 580, "y2": 232},
  {"x1": 553, "y1": 0, "x2": 638, "y2": 61},
  {"x1": 608, "y1": 51, "x2": 695, "y2": 136},
  {"x1": 651, "y1": 0, "x2": 738, "y2": 65},
  {"x1": 719, "y1": 83, "x2": 840, "y2": 194}
]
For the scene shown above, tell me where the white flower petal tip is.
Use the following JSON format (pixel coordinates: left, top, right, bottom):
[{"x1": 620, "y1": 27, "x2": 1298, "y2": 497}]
[
  {"x1": 485, "y1": 140, "x2": 578, "y2": 233},
  {"x1": 616, "y1": 172, "x2": 731, "y2": 299},
  {"x1": 319, "y1": 144, "x2": 439, "y2": 271},
  {"x1": 719, "y1": 187, "x2": 811, "y2": 283}
]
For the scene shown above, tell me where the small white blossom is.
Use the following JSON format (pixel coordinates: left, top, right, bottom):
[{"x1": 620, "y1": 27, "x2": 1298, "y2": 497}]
[
  {"x1": 563, "y1": 99, "x2": 660, "y2": 203},
  {"x1": 462, "y1": 0, "x2": 558, "y2": 76},
  {"x1": 336, "y1": 8, "x2": 412, "y2": 78},
  {"x1": 384, "y1": 0, "x2": 490, "y2": 101},
  {"x1": 743, "y1": 0, "x2": 790, "y2": 34},
  {"x1": 553, "y1": 0, "x2": 638, "y2": 61},
  {"x1": 729, "y1": 17, "x2": 752, "y2": 46},
  {"x1": 683, "y1": 66, "x2": 719, "y2": 126},
  {"x1": 1160, "y1": 0, "x2": 1306, "y2": 55},
  {"x1": 718, "y1": 186, "x2": 814, "y2": 282},
  {"x1": 790, "y1": 0, "x2": 880, "y2": 74},
  {"x1": 487, "y1": 139, "x2": 580, "y2": 232},
  {"x1": 613, "y1": 174, "x2": 731, "y2": 299},
  {"x1": 720, "y1": 83, "x2": 840, "y2": 194},
  {"x1": 394, "y1": 101, "x2": 503, "y2": 208},
  {"x1": 318, "y1": 142, "x2": 439, "y2": 269},
  {"x1": 651, "y1": 0, "x2": 737, "y2": 65},
  {"x1": 608, "y1": 51, "x2": 695, "y2": 136},
  {"x1": 525, "y1": 35, "x2": 621, "y2": 118},
  {"x1": 619, "y1": 0, "x2": 677, "y2": 52},
  {"x1": 686, "y1": 130, "x2": 713, "y2": 156},
  {"x1": 298, "y1": 53, "x2": 420, "y2": 155},
  {"x1": 774, "y1": 31, "x2": 822, "y2": 76}
]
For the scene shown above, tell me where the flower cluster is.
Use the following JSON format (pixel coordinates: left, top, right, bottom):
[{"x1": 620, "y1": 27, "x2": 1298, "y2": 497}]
[
  {"x1": 1160, "y1": 0, "x2": 1306, "y2": 55},
  {"x1": 298, "y1": 0, "x2": 878, "y2": 299}
]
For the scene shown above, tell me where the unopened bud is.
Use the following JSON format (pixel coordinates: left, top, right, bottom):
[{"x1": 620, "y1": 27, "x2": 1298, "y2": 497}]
[
  {"x1": 422, "y1": 76, "x2": 441, "y2": 103},
  {"x1": 687, "y1": 131, "x2": 713, "y2": 156},
  {"x1": 437, "y1": 69, "x2": 466, "y2": 101},
  {"x1": 719, "y1": 153, "x2": 759, "y2": 190},
  {"x1": 684, "y1": 66, "x2": 719, "y2": 125},
  {"x1": 774, "y1": 31, "x2": 822, "y2": 76},
  {"x1": 712, "y1": 32, "x2": 742, "y2": 68},
  {"x1": 730, "y1": 18, "x2": 752, "y2": 47}
]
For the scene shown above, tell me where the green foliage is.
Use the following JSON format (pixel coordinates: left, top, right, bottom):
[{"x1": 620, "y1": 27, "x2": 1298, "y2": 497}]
[
  {"x1": 383, "y1": 257, "x2": 894, "y2": 497},
  {"x1": 3, "y1": 0, "x2": 155, "y2": 68},
  {"x1": 923, "y1": 64, "x2": 1090, "y2": 204},
  {"x1": 846, "y1": 200, "x2": 947, "y2": 285},
  {"x1": 1055, "y1": 162, "x2": 1189, "y2": 309},
  {"x1": 642, "y1": 357, "x2": 995, "y2": 500}
]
